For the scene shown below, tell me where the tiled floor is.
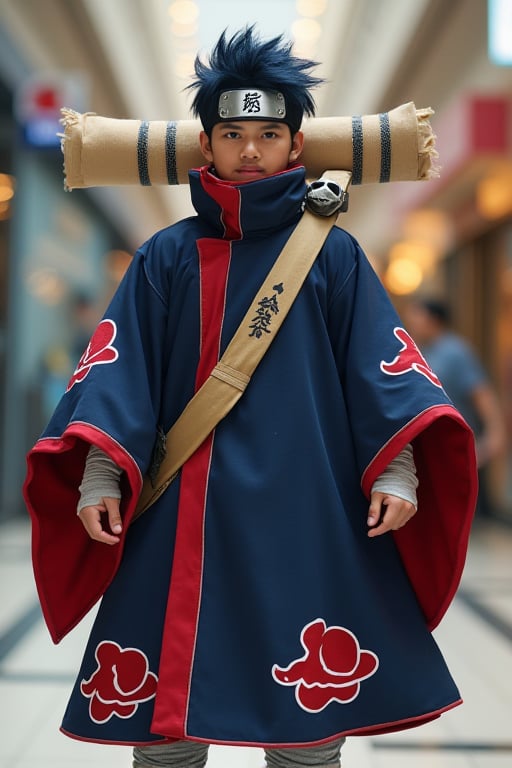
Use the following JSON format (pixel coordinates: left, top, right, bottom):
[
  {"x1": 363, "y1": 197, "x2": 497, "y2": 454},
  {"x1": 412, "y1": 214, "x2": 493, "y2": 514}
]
[{"x1": 1, "y1": 516, "x2": 511, "y2": 768}]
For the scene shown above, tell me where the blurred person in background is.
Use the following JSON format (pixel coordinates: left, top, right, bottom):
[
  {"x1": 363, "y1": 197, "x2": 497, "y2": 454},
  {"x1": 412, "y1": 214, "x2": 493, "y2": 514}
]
[{"x1": 405, "y1": 296, "x2": 507, "y2": 518}]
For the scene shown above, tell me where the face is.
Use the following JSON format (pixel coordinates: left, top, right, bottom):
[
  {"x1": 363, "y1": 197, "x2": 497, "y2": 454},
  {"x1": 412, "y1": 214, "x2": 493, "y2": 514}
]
[
  {"x1": 404, "y1": 303, "x2": 440, "y2": 345},
  {"x1": 199, "y1": 120, "x2": 304, "y2": 182}
]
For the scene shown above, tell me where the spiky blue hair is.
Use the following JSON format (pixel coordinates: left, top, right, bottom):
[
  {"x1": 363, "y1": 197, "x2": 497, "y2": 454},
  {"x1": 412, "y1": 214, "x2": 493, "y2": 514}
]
[{"x1": 187, "y1": 26, "x2": 324, "y2": 134}]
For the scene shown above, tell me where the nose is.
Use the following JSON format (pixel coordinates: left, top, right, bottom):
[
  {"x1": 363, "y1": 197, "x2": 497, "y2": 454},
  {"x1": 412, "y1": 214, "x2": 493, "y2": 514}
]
[{"x1": 241, "y1": 139, "x2": 260, "y2": 159}]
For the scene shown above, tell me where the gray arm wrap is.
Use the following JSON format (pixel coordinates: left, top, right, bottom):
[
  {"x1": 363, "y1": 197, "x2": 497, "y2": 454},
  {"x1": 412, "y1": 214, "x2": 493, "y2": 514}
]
[
  {"x1": 77, "y1": 445, "x2": 122, "y2": 513},
  {"x1": 371, "y1": 443, "x2": 418, "y2": 508}
]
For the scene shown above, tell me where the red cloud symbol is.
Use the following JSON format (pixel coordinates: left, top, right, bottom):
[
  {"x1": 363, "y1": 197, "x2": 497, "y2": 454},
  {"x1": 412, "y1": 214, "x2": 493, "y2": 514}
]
[
  {"x1": 272, "y1": 619, "x2": 379, "y2": 712},
  {"x1": 380, "y1": 327, "x2": 442, "y2": 387},
  {"x1": 67, "y1": 319, "x2": 119, "y2": 391},
  {"x1": 80, "y1": 640, "x2": 158, "y2": 724}
]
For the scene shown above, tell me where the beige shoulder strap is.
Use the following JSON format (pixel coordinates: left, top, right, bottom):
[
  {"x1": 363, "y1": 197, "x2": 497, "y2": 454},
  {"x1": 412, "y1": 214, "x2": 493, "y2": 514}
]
[{"x1": 134, "y1": 170, "x2": 352, "y2": 517}]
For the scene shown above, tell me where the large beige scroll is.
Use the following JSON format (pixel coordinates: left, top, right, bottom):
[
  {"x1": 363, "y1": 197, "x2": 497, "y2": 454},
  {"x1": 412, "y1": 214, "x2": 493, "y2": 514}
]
[{"x1": 59, "y1": 101, "x2": 438, "y2": 189}]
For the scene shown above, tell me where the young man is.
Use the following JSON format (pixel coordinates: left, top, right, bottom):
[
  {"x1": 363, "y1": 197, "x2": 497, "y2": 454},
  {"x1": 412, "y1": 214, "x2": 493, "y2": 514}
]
[{"x1": 24, "y1": 27, "x2": 477, "y2": 768}]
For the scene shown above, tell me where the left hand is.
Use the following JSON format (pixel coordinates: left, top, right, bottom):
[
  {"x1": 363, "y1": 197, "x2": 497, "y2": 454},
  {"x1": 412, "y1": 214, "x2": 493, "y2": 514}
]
[
  {"x1": 367, "y1": 492, "x2": 416, "y2": 538},
  {"x1": 78, "y1": 497, "x2": 122, "y2": 545}
]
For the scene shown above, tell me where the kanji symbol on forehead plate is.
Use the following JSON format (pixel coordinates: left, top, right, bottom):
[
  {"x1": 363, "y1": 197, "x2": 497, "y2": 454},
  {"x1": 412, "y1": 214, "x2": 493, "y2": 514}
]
[{"x1": 242, "y1": 92, "x2": 262, "y2": 113}]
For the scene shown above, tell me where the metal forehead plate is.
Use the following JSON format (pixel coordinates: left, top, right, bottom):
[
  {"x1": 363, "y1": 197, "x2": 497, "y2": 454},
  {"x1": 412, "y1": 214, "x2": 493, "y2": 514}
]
[{"x1": 218, "y1": 89, "x2": 286, "y2": 120}]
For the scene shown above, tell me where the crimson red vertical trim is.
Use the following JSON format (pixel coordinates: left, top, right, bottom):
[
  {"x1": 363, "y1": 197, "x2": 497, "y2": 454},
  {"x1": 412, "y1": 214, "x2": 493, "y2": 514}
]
[
  {"x1": 196, "y1": 239, "x2": 233, "y2": 384},
  {"x1": 151, "y1": 238, "x2": 231, "y2": 738},
  {"x1": 199, "y1": 168, "x2": 242, "y2": 240}
]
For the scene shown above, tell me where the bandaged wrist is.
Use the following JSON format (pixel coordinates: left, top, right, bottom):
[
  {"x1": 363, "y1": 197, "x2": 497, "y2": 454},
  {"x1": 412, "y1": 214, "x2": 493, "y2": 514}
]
[
  {"x1": 77, "y1": 445, "x2": 122, "y2": 513},
  {"x1": 371, "y1": 443, "x2": 418, "y2": 508}
]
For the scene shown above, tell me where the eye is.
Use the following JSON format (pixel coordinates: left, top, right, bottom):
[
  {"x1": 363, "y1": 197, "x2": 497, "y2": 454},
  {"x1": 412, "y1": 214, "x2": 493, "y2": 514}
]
[
  {"x1": 262, "y1": 131, "x2": 278, "y2": 139},
  {"x1": 223, "y1": 131, "x2": 240, "y2": 139}
]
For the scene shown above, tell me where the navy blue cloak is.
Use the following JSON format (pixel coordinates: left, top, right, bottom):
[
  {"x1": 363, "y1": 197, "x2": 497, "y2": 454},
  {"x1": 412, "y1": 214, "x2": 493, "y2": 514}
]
[{"x1": 24, "y1": 165, "x2": 477, "y2": 747}]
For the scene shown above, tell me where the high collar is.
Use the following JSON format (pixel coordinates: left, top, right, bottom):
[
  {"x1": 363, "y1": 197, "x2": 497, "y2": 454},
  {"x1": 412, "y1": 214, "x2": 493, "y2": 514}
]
[{"x1": 188, "y1": 165, "x2": 307, "y2": 240}]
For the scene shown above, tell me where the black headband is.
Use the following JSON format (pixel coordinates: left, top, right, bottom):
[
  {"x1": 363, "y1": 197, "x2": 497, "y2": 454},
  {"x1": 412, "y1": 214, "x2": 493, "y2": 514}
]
[{"x1": 200, "y1": 88, "x2": 303, "y2": 135}]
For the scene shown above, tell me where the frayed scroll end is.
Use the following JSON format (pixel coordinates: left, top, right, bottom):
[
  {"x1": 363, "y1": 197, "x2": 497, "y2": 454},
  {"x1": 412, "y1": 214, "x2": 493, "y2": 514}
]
[
  {"x1": 59, "y1": 109, "x2": 80, "y2": 190},
  {"x1": 416, "y1": 107, "x2": 441, "y2": 181},
  {"x1": 58, "y1": 108, "x2": 96, "y2": 191},
  {"x1": 60, "y1": 107, "x2": 83, "y2": 129}
]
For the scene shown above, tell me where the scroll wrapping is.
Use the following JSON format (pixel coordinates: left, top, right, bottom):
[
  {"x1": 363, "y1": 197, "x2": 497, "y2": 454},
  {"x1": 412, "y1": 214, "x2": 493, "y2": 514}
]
[{"x1": 60, "y1": 101, "x2": 439, "y2": 190}]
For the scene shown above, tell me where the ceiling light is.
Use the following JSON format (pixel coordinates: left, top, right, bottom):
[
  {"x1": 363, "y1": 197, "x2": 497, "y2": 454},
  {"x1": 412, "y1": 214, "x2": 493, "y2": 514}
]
[
  {"x1": 384, "y1": 257, "x2": 424, "y2": 296},
  {"x1": 296, "y1": 0, "x2": 328, "y2": 17},
  {"x1": 0, "y1": 173, "x2": 15, "y2": 203},
  {"x1": 477, "y1": 164, "x2": 512, "y2": 219},
  {"x1": 168, "y1": 1, "x2": 199, "y2": 25}
]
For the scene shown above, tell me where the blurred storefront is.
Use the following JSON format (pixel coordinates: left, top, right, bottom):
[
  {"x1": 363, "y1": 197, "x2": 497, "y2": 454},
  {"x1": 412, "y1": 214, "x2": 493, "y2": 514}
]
[
  {"x1": 0, "y1": 63, "x2": 131, "y2": 521},
  {"x1": 385, "y1": 94, "x2": 512, "y2": 520},
  {"x1": 0, "y1": 76, "x2": 13, "y2": 521}
]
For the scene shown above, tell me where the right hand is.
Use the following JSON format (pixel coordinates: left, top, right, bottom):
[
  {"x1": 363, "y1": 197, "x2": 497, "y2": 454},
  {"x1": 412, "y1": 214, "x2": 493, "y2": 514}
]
[{"x1": 78, "y1": 497, "x2": 122, "y2": 545}]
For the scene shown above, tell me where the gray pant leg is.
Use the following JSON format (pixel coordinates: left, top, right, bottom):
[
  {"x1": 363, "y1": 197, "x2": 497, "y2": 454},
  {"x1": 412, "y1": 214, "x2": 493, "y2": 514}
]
[
  {"x1": 133, "y1": 736, "x2": 345, "y2": 768},
  {"x1": 265, "y1": 738, "x2": 346, "y2": 768},
  {"x1": 133, "y1": 741, "x2": 209, "y2": 768}
]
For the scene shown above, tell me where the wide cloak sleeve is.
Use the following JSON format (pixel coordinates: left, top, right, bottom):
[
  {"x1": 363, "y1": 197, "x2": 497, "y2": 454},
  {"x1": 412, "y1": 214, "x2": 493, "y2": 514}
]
[
  {"x1": 327, "y1": 230, "x2": 478, "y2": 629},
  {"x1": 23, "y1": 243, "x2": 172, "y2": 643}
]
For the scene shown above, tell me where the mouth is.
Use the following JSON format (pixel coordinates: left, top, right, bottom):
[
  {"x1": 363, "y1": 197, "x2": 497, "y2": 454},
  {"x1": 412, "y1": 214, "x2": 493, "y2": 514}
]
[{"x1": 237, "y1": 166, "x2": 264, "y2": 177}]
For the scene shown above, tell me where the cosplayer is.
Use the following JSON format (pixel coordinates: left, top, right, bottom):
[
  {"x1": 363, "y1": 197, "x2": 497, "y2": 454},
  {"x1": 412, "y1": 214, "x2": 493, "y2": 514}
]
[{"x1": 24, "y1": 26, "x2": 477, "y2": 768}]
